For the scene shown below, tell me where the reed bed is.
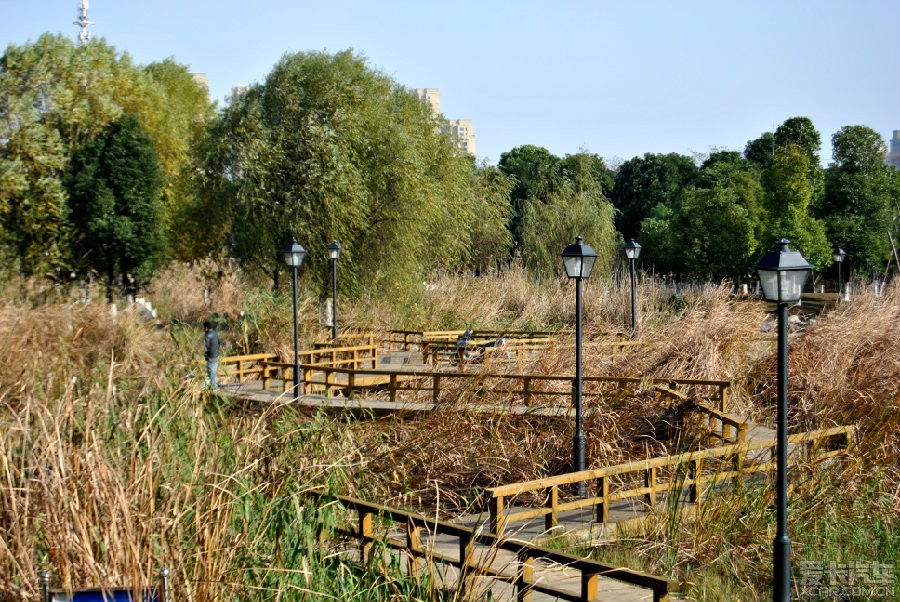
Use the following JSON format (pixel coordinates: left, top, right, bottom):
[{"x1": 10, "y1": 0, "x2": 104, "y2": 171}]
[{"x1": 1, "y1": 262, "x2": 898, "y2": 600}]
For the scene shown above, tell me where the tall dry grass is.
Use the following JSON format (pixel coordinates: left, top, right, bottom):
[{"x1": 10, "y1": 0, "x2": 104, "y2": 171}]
[{"x1": 2, "y1": 262, "x2": 898, "y2": 600}]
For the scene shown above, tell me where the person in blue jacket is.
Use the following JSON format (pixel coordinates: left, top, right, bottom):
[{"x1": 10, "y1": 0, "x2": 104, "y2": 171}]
[{"x1": 203, "y1": 320, "x2": 221, "y2": 389}]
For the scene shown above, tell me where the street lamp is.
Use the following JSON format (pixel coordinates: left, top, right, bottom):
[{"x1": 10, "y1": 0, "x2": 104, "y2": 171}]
[
  {"x1": 832, "y1": 246, "x2": 847, "y2": 300},
  {"x1": 623, "y1": 239, "x2": 642, "y2": 338},
  {"x1": 754, "y1": 238, "x2": 812, "y2": 602},
  {"x1": 562, "y1": 235, "x2": 598, "y2": 496},
  {"x1": 327, "y1": 241, "x2": 342, "y2": 342},
  {"x1": 282, "y1": 238, "x2": 307, "y2": 399}
]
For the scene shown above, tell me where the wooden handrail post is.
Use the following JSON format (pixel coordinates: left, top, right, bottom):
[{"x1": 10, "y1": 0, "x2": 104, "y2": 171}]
[
  {"x1": 581, "y1": 570, "x2": 599, "y2": 602},
  {"x1": 523, "y1": 377, "x2": 532, "y2": 405},
  {"x1": 303, "y1": 367, "x2": 312, "y2": 395},
  {"x1": 545, "y1": 485, "x2": 559, "y2": 531},
  {"x1": 645, "y1": 467, "x2": 658, "y2": 509},
  {"x1": 432, "y1": 374, "x2": 441, "y2": 403},
  {"x1": 458, "y1": 532, "x2": 473, "y2": 594},
  {"x1": 359, "y1": 509, "x2": 373, "y2": 564},
  {"x1": 406, "y1": 520, "x2": 423, "y2": 577},
  {"x1": 329, "y1": 368, "x2": 338, "y2": 396},
  {"x1": 489, "y1": 495, "x2": 505, "y2": 536},
  {"x1": 595, "y1": 475, "x2": 609, "y2": 523},
  {"x1": 688, "y1": 459, "x2": 702, "y2": 508},
  {"x1": 389, "y1": 374, "x2": 397, "y2": 402},
  {"x1": 516, "y1": 549, "x2": 535, "y2": 602}
]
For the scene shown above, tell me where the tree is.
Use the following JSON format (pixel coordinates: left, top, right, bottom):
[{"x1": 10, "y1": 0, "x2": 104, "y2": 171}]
[
  {"x1": 761, "y1": 145, "x2": 830, "y2": 268},
  {"x1": 467, "y1": 164, "x2": 513, "y2": 273},
  {"x1": 745, "y1": 132, "x2": 775, "y2": 170},
  {"x1": 640, "y1": 156, "x2": 764, "y2": 282},
  {"x1": 0, "y1": 35, "x2": 214, "y2": 274},
  {"x1": 64, "y1": 114, "x2": 165, "y2": 298},
  {"x1": 775, "y1": 116, "x2": 824, "y2": 204},
  {"x1": 201, "y1": 50, "x2": 477, "y2": 294},
  {"x1": 820, "y1": 126, "x2": 900, "y2": 273},
  {"x1": 143, "y1": 59, "x2": 217, "y2": 258},
  {"x1": 558, "y1": 151, "x2": 615, "y2": 198},
  {"x1": 497, "y1": 145, "x2": 561, "y2": 244},
  {"x1": 611, "y1": 153, "x2": 698, "y2": 240},
  {"x1": 520, "y1": 179, "x2": 617, "y2": 278}
]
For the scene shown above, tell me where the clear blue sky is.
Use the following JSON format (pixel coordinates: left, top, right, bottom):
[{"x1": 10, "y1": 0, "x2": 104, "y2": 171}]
[{"x1": 2, "y1": 0, "x2": 898, "y2": 166}]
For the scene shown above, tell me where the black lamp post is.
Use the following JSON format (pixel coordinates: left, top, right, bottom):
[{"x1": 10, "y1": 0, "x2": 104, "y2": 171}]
[
  {"x1": 562, "y1": 235, "x2": 598, "y2": 496},
  {"x1": 327, "y1": 241, "x2": 342, "y2": 342},
  {"x1": 832, "y1": 246, "x2": 847, "y2": 299},
  {"x1": 282, "y1": 238, "x2": 307, "y2": 399},
  {"x1": 624, "y1": 239, "x2": 642, "y2": 338},
  {"x1": 754, "y1": 238, "x2": 812, "y2": 602}
]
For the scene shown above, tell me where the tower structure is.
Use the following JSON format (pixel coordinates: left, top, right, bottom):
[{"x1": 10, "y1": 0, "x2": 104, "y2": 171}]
[
  {"x1": 74, "y1": 0, "x2": 95, "y2": 44},
  {"x1": 886, "y1": 130, "x2": 900, "y2": 169}
]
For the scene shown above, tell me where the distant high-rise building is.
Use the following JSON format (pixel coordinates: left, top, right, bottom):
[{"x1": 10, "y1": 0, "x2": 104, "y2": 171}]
[
  {"x1": 446, "y1": 119, "x2": 476, "y2": 156},
  {"x1": 231, "y1": 85, "x2": 250, "y2": 100},
  {"x1": 886, "y1": 130, "x2": 900, "y2": 168},
  {"x1": 413, "y1": 88, "x2": 441, "y2": 115},
  {"x1": 412, "y1": 88, "x2": 476, "y2": 157}
]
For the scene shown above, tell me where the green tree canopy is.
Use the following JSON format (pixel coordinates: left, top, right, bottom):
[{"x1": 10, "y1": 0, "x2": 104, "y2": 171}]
[
  {"x1": 820, "y1": 126, "x2": 900, "y2": 273},
  {"x1": 640, "y1": 156, "x2": 764, "y2": 282},
  {"x1": 63, "y1": 114, "x2": 166, "y2": 295},
  {"x1": 201, "y1": 49, "x2": 477, "y2": 294},
  {"x1": 466, "y1": 164, "x2": 514, "y2": 272},
  {"x1": 520, "y1": 179, "x2": 617, "y2": 278},
  {"x1": 761, "y1": 144, "x2": 830, "y2": 268},
  {"x1": 611, "y1": 152, "x2": 698, "y2": 240},
  {"x1": 497, "y1": 145, "x2": 561, "y2": 244},
  {"x1": 745, "y1": 132, "x2": 775, "y2": 170},
  {"x1": 0, "y1": 34, "x2": 213, "y2": 275}
]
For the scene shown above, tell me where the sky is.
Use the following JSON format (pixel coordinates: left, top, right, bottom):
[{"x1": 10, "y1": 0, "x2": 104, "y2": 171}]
[{"x1": 2, "y1": 0, "x2": 898, "y2": 166}]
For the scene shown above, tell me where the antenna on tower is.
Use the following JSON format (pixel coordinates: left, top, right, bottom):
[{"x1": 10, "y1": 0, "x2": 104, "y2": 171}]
[{"x1": 74, "y1": 0, "x2": 95, "y2": 44}]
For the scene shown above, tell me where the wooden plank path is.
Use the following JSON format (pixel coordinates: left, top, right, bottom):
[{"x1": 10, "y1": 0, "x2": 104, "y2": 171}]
[{"x1": 215, "y1": 346, "x2": 853, "y2": 601}]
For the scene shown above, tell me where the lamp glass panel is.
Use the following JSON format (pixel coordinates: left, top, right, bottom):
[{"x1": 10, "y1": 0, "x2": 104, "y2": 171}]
[
  {"x1": 564, "y1": 256, "x2": 584, "y2": 279},
  {"x1": 581, "y1": 254, "x2": 597, "y2": 279},
  {"x1": 779, "y1": 269, "x2": 809, "y2": 303},
  {"x1": 757, "y1": 268, "x2": 779, "y2": 302}
]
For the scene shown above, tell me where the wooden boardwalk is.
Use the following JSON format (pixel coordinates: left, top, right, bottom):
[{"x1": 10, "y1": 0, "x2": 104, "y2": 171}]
[{"x1": 215, "y1": 346, "x2": 853, "y2": 601}]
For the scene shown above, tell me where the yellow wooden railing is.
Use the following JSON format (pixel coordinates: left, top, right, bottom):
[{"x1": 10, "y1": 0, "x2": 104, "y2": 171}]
[
  {"x1": 245, "y1": 363, "x2": 732, "y2": 416},
  {"x1": 221, "y1": 342, "x2": 378, "y2": 391},
  {"x1": 486, "y1": 425, "x2": 855, "y2": 536},
  {"x1": 219, "y1": 353, "x2": 277, "y2": 381},
  {"x1": 307, "y1": 490, "x2": 677, "y2": 602}
]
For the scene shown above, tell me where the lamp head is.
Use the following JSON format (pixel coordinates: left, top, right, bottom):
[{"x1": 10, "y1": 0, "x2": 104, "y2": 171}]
[
  {"x1": 754, "y1": 239, "x2": 812, "y2": 304},
  {"x1": 624, "y1": 238, "x2": 642, "y2": 260},
  {"x1": 327, "y1": 240, "x2": 342, "y2": 260},
  {"x1": 561, "y1": 235, "x2": 598, "y2": 279},
  {"x1": 282, "y1": 238, "x2": 307, "y2": 268}
]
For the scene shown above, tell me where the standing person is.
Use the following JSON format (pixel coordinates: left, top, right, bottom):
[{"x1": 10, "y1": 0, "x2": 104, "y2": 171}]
[{"x1": 203, "y1": 320, "x2": 221, "y2": 390}]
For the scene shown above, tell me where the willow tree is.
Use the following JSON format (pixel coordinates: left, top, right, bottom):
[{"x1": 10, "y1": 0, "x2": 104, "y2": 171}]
[
  {"x1": 202, "y1": 50, "x2": 477, "y2": 294},
  {"x1": 520, "y1": 179, "x2": 617, "y2": 278}
]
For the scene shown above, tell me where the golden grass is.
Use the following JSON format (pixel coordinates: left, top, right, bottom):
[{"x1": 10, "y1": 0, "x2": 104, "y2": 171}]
[{"x1": 1, "y1": 262, "x2": 897, "y2": 599}]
